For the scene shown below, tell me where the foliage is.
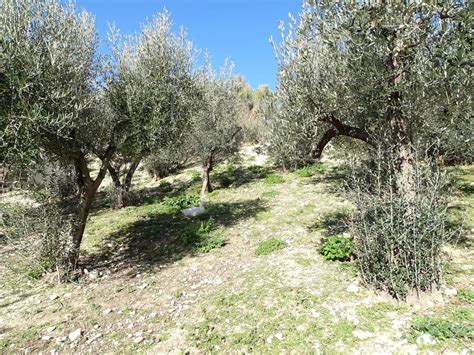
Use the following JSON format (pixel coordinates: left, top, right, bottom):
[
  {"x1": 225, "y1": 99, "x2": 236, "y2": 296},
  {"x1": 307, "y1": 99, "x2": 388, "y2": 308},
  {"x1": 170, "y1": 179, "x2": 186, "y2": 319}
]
[
  {"x1": 255, "y1": 238, "x2": 287, "y2": 256},
  {"x1": 269, "y1": 1, "x2": 472, "y2": 167},
  {"x1": 349, "y1": 150, "x2": 458, "y2": 299},
  {"x1": 320, "y1": 235, "x2": 354, "y2": 262},
  {"x1": 458, "y1": 289, "x2": 474, "y2": 304},
  {"x1": 410, "y1": 316, "x2": 474, "y2": 341},
  {"x1": 263, "y1": 174, "x2": 284, "y2": 185},
  {"x1": 162, "y1": 194, "x2": 200, "y2": 209},
  {"x1": 295, "y1": 163, "x2": 326, "y2": 177},
  {"x1": 180, "y1": 219, "x2": 225, "y2": 253}
]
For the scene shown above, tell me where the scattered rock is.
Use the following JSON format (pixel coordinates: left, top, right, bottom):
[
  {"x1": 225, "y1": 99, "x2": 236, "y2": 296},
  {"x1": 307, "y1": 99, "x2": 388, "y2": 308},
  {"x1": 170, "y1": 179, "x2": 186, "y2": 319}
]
[
  {"x1": 416, "y1": 333, "x2": 436, "y2": 345},
  {"x1": 274, "y1": 332, "x2": 284, "y2": 341},
  {"x1": 345, "y1": 314, "x2": 360, "y2": 325},
  {"x1": 86, "y1": 333, "x2": 102, "y2": 344},
  {"x1": 346, "y1": 284, "x2": 359, "y2": 293},
  {"x1": 443, "y1": 287, "x2": 457, "y2": 297},
  {"x1": 137, "y1": 283, "x2": 148, "y2": 290},
  {"x1": 266, "y1": 335, "x2": 273, "y2": 343},
  {"x1": 133, "y1": 336, "x2": 144, "y2": 344},
  {"x1": 56, "y1": 336, "x2": 67, "y2": 343},
  {"x1": 49, "y1": 294, "x2": 59, "y2": 301},
  {"x1": 353, "y1": 329, "x2": 374, "y2": 340},
  {"x1": 68, "y1": 329, "x2": 82, "y2": 342},
  {"x1": 47, "y1": 326, "x2": 56, "y2": 333},
  {"x1": 41, "y1": 335, "x2": 52, "y2": 341},
  {"x1": 310, "y1": 310, "x2": 321, "y2": 318},
  {"x1": 102, "y1": 308, "x2": 113, "y2": 315}
]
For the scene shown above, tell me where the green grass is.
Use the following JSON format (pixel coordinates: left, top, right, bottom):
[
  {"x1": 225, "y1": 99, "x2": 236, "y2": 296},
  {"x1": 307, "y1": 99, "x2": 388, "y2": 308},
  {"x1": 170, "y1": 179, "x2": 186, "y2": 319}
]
[
  {"x1": 294, "y1": 163, "x2": 326, "y2": 177},
  {"x1": 255, "y1": 238, "x2": 288, "y2": 256},
  {"x1": 458, "y1": 288, "x2": 474, "y2": 304},
  {"x1": 263, "y1": 174, "x2": 285, "y2": 185}
]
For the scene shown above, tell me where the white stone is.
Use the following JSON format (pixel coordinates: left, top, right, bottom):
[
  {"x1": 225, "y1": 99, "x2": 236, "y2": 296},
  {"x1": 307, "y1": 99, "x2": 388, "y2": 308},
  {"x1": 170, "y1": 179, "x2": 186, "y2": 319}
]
[
  {"x1": 41, "y1": 335, "x2": 52, "y2": 341},
  {"x1": 86, "y1": 334, "x2": 102, "y2": 344},
  {"x1": 353, "y1": 329, "x2": 374, "y2": 340},
  {"x1": 443, "y1": 287, "x2": 457, "y2": 297},
  {"x1": 47, "y1": 326, "x2": 56, "y2": 333},
  {"x1": 68, "y1": 329, "x2": 82, "y2": 342},
  {"x1": 133, "y1": 336, "x2": 144, "y2": 344},
  {"x1": 49, "y1": 294, "x2": 59, "y2": 301},
  {"x1": 310, "y1": 310, "x2": 321, "y2": 318},
  {"x1": 274, "y1": 332, "x2": 284, "y2": 341},
  {"x1": 56, "y1": 336, "x2": 67, "y2": 343},
  {"x1": 346, "y1": 284, "x2": 359, "y2": 293},
  {"x1": 102, "y1": 308, "x2": 113, "y2": 315},
  {"x1": 416, "y1": 333, "x2": 436, "y2": 345}
]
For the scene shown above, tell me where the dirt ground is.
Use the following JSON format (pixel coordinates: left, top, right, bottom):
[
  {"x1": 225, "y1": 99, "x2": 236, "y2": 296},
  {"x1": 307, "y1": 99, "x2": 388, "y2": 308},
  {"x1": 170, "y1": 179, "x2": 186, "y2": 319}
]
[{"x1": 1, "y1": 147, "x2": 473, "y2": 354}]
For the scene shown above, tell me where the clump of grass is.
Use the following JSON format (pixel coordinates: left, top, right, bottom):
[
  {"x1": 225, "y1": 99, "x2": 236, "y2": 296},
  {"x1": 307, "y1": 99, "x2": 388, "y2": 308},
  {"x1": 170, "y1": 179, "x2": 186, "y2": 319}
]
[
  {"x1": 180, "y1": 219, "x2": 225, "y2": 253},
  {"x1": 255, "y1": 238, "x2": 287, "y2": 256},
  {"x1": 458, "y1": 289, "x2": 474, "y2": 304},
  {"x1": 263, "y1": 174, "x2": 284, "y2": 185},
  {"x1": 261, "y1": 190, "x2": 278, "y2": 198},
  {"x1": 410, "y1": 315, "x2": 474, "y2": 341},
  {"x1": 188, "y1": 320, "x2": 225, "y2": 352},
  {"x1": 162, "y1": 194, "x2": 200, "y2": 209},
  {"x1": 189, "y1": 169, "x2": 201, "y2": 182},
  {"x1": 294, "y1": 163, "x2": 326, "y2": 177},
  {"x1": 320, "y1": 235, "x2": 355, "y2": 262},
  {"x1": 247, "y1": 165, "x2": 269, "y2": 178}
]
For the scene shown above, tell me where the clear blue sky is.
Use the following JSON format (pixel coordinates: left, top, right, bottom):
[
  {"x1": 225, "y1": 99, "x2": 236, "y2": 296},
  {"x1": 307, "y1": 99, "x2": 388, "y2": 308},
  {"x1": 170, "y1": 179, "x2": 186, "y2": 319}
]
[{"x1": 74, "y1": 0, "x2": 302, "y2": 90}]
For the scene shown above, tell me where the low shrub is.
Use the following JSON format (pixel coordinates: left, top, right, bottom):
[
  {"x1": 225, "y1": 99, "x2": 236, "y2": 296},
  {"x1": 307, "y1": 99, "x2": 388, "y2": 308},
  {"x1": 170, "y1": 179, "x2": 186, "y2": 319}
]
[
  {"x1": 458, "y1": 289, "x2": 474, "y2": 304},
  {"x1": 158, "y1": 180, "x2": 173, "y2": 193},
  {"x1": 255, "y1": 238, "x2": 287, "y2": 256},
  {"x1": 263, "y1": 174, "x2": 284, "y2": 185},
  {"x1": 162, "y1": 194, "x2": 200, "y2": 209},
  {"x1": 410, "y1": 315, "x2": 474, "y2": 341},
  {"x1": 320, "y1": 235, "x2": 355, "y2": 262},
  {"x1": 349, "y1": 149, "x2": 458, "y2": 299}
]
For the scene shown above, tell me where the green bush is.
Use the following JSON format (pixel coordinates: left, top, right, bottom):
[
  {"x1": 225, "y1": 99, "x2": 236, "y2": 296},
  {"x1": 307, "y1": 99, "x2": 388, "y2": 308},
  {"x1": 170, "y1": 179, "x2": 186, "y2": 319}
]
[
  {"x1": 162, "y1": 194, "x2": 200, "y2": 209},
  {"x1": 180, "y1": 219, "x2": 225, "y2": 253},
  {"x1": 349, "y1": 150, "x2": 457, "y2": 299},
  {"x1": 263, "y1": 174, "x2": 284, "y2": 185},
  {"x1": 158, "y1": 180, "x2": 173, "y2": 193},
  {"x1": 410, "y1": 316, "x2": 474, "y2": 341},
  {"x1": 320, "y1": 235, "x2": 355, "y2": 262},
  {"x1": 255, "y1": 238, "x2": 287, "y2": 256},
  {"x1": 294, "y1": 163, "x2": 326, "y2": 177}
]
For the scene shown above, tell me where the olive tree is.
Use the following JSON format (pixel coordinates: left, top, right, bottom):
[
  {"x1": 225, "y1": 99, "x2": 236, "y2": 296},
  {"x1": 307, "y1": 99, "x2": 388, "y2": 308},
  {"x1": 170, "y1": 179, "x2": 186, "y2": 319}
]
[
  {"x1": 1, "y1": 0, "x2": 115, "y2": 271},
  {"x1": 190, "y1": 60, "x2": 242, "y2": 196},
  {"x1": 270, "y1": 1, "x2": 472, "y2": 194},
  {"x1": 106, "y1": 12, "x2": 197, "y2": 208}
]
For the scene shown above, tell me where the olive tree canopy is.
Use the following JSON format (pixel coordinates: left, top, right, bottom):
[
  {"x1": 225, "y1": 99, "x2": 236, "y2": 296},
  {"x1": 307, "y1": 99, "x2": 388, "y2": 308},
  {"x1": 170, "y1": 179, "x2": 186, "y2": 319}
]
[{"x1": 269, "y1": 1, "x2": 472, "y2": 171}]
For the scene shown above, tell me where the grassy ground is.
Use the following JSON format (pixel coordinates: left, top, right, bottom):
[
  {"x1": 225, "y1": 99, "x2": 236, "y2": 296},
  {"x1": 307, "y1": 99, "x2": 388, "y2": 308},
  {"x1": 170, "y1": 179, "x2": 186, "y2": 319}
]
[{"x1": 0, "y1": 148, "x2": 473, "y2": 354}]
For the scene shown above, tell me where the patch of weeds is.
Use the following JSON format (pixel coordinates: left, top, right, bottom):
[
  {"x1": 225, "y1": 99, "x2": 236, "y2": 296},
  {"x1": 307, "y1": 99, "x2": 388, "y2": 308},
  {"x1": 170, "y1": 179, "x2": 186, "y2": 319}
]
[
  {"x1": 158, "y1": 180, "x2": 173, "y2": 193},
  {"x1": 320, "y1": 235, "x2": 355, "y2": 261},
  {"x1": 255, "y1": 238, "x2": 287, "y2": 256},
  {"x1": 410, "y1": 315, "x2": 474, "y2": 341},
  {"x1": 337, "y1": 261, "x2": 358, "y2": 276},
  {"x1": 180, "y1": 219, "x2": 225, "y2": 253},
  {"x1": 457, "y1": 182, "x2": 474, "y2": 195},
  {"x1": 230, "y1": 328, "x2": 261, "y2": 349},
  {"x1": 188, "y1": 320, "x2": 225, "y2": 352},
  {"x1": 189, "y1": 169, "x2": 201, "y2": 182},
  {"x1": 261, "y1": 190, "x2": 278, "y2": 198},
  {"x1": 174, "y1": 289, "x2": 184, "y2": 299},
  {"x1": 294, "y1": 163, "x2": 326, "y2": 177},
  {"x1": 310, "y1": 208, "x2": 351, "y2": 235},
  {"x1": 158, "y1": 333, "x2": 169, "y2": 342},
  {"x1": 247, "y1": 165, "x2": 270, "y2": 178},
  {"x1": 458, "y1": 289, "x2": 474, "y2": 304},
  {"x1": 162, "y1": 194, "x2": 200, "y2": 209},
  {"x1": 263, "y1": 174, "x2": 284, "y2": 185}
]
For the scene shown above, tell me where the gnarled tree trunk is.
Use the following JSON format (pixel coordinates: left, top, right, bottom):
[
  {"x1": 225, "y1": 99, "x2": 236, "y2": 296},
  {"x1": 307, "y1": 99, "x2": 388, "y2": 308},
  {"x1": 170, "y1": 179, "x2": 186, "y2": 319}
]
[
  {"x1": 201, "y1": 153, "x2": 213, "y2": 196},
  {"x1": 107, "y1": 160, "x2": 140, "y2": 210}
]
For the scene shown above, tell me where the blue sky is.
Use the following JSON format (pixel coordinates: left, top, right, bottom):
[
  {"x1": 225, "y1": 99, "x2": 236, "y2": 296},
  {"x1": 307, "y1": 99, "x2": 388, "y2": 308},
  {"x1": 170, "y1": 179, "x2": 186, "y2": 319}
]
[{"x1": 75, "y1": 0, "x2": 302, "y2": 89}]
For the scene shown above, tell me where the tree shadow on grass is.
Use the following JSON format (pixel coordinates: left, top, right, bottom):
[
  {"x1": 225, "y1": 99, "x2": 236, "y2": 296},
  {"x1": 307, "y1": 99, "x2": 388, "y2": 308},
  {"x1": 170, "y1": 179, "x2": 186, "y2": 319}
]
[
  {"x1": 307, "y1": 208, "x2": 352, "y2": 237},
  {"x1": 212, "y1": 165, "x2": 271, "y2": 190},
  {"x1": 82, "y1": 198, "x2": 268, "y2": 277}
]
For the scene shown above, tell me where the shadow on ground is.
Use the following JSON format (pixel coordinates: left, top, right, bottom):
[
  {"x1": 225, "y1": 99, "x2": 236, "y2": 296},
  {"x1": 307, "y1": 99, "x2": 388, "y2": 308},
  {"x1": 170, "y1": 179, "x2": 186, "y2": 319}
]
[
  {"x1": 82, "y1": 199, "x2": 268, "y2": 277},
  {"x1": 307, "y1": 208, "x2": 351, "y2": 237}
]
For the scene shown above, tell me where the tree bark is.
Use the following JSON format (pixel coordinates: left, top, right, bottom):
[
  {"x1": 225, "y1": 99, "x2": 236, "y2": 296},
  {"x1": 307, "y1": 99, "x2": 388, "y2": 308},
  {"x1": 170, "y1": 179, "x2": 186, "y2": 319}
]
[
  {"x1": 311, "y1": 115, "x2": 375, "y2": 159},
  {"x1": 107, "y1": 160, "x2": 140, "y2": 210},
  {"x1": 65, "y1": 146, "x2": 115, "y2": 272},
  {"x1": 201, "y1": 153, "x2": 213, "y2": 196}
]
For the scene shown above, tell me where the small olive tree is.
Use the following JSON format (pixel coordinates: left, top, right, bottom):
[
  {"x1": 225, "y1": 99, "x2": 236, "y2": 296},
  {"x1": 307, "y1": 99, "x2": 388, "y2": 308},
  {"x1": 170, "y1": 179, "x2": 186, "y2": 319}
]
[
  {"x1": 106, "y1": 12, "x2": 197, "y2": 208},
  {"x1": 1, "y1": 0, "x2": 115, "y2": 271},
  {"x1": 190, "y1": 60, "x2": 242, "y2": 196}
]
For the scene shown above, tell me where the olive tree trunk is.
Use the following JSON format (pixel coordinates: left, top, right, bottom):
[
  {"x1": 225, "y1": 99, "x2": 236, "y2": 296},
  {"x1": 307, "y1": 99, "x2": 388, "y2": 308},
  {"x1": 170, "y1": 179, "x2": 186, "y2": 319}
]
[
  {"x1": 201, "y1": 153, "x2": 214, "y2": 196},
  {"x1": 107, "y1": 160, "x2": 140, "y2": 210}
]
